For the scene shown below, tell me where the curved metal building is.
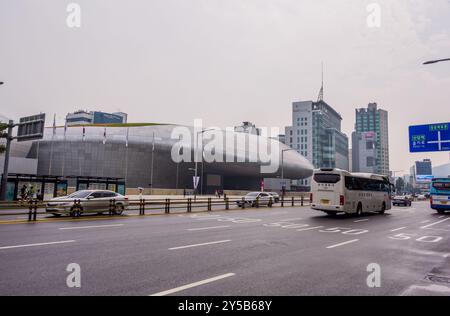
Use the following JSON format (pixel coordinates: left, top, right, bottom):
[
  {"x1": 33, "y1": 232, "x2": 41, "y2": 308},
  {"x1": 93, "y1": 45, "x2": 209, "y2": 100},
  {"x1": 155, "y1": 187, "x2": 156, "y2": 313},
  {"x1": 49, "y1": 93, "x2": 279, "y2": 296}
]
[{"x1": 23, "y1": 124, "x2": 313, "y2": 192}]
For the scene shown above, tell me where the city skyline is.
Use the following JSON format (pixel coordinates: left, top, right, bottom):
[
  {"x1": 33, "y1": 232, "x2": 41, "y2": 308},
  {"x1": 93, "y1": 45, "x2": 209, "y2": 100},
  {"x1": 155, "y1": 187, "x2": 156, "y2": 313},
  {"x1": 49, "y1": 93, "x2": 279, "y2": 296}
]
[{"x1": 1, "y1": 0, "x2": 450, "y2": 175}]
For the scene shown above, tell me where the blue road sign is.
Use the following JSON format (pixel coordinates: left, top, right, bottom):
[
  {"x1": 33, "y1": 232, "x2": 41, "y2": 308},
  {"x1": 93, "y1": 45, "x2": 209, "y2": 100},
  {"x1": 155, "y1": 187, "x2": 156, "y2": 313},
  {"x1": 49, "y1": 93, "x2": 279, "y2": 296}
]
[{"x1": 409, "y1": 123, "x2": 450, "y2": 153}]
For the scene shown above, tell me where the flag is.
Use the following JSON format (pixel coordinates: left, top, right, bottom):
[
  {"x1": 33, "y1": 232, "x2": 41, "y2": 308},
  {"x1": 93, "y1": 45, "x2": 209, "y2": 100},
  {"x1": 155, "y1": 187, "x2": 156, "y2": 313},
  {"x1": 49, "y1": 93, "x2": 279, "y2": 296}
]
[
  {"x1": 103, "y1": 127, "x2": 107, "y2": 145},
  {"x1": 125, "y1": 127, "x2": 129, "y2": 147},
  {"x1": 82, "y1": 127, "x2": 86, "y2": 141}
]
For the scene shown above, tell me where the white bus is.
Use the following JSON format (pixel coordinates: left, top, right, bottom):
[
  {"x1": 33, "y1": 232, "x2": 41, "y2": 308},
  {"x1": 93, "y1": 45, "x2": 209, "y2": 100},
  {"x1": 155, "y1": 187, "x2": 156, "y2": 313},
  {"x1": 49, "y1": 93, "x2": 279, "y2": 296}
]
[{"x1": 310, "y1": 168, "x2": 393, "y2": 216}]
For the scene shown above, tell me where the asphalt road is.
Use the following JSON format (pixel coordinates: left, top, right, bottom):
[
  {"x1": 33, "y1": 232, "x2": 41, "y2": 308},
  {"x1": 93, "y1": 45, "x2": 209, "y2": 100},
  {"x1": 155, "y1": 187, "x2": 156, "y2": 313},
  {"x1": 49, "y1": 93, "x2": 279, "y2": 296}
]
[{"x1": 0, "y1": 201, "x2": 449, "y2": 296}]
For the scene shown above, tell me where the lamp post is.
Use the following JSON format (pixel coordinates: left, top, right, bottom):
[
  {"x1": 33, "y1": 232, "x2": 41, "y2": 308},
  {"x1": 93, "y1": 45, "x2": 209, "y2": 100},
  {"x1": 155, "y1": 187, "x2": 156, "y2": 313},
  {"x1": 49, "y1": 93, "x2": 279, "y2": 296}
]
[
  {"x1": 194, "y1": 129, "x2": 215, "y2": 200},
  {"x1": 423, "y1": 58, "x2": 450, "y2": 65},
  {"x1": 281, "y1": 148, "x2": 295, "y2": 197}
]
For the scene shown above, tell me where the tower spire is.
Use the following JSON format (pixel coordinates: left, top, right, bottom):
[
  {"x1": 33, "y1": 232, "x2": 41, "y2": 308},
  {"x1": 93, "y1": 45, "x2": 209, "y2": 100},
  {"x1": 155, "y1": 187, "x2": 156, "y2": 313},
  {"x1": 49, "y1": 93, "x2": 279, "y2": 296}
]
[{"x1": 317, "y1": 62, "x2": 324, "y2": 102}]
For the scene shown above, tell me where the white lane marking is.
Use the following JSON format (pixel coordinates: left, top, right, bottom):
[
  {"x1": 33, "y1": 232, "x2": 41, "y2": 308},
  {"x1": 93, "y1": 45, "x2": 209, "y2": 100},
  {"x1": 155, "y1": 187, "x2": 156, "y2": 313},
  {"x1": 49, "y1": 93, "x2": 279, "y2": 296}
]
[
  {"x1": 420, "y1": 220, "x2": 431, "y2": 224},
  {"x1": 0, "y1": 240, "x2": 76, "y2": 250},
  {"x1": 150, "y1": 273, "x2": 235, "y2": 296},
  {"x1": 354, "y1": 219, "x2": 369, "y2": 223},
  {"x1": 297, "y1": 226, "x2": 324, "y2": 232},
  {"x1": 438, "y1": 215, "x2": 446, "y2": 219},
  {"x1": 421, "y1": 217, "x2": 450, "y2": 229},
  {"x1": 59, "y1": 224, "x2": 124, "y2": 230},
  {"x1": 390, "y1": 227, "x2": 407, "y2": 232},
  {"x1": 187, "y1": 226, "x2": 230, "y2": 231},
  {"x1": 169, "y1": 240, "x2": 231, "y2": 250},
  {"x1": 326, "y1": 239, "x2": 359, "y2": 249},
  {"x1": 279, "y1": 218, "x2": 303, "y2": 222}
]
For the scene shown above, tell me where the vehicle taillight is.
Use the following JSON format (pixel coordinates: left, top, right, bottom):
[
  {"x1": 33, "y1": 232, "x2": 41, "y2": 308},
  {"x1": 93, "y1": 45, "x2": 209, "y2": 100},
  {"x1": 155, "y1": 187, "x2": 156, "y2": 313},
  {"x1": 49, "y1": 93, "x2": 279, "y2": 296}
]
[
  {"x1": 340, "y1": 195, "x2": 345, "y2": 206},
  {"x1": 430, "y1": 196, "x2": 433, "y2": 205},
  {"x1": 310, "y1": 193, "x2": 313, "y2": 202}
]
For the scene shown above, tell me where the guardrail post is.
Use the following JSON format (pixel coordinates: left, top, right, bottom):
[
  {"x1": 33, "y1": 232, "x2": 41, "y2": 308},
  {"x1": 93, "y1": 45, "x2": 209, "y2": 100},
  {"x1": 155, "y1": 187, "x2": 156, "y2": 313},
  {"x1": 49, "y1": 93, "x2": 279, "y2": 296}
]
[
  {"x1": 28, "y1": 199, "x2": 33, "y2": 221},
  {"x1": 225, "y1": 197, "x2": 229, "y2": 210},
  {"x1": 33, "y1": 199, "x2": 37, "y2": 221},
  {"x1": 165, "y1": 198, "x2": 170, "y2": 214},
  {"x1": 301, "y1": 196, "x2": 304, "y2": 206},
  {"x1": 255, "y1": 197, "x2": 259, "y2": 208},
  {"x1": 281, "y1": 196, "x2": 284, "y2": 207},
  {"x1": 291, "y1": 196, "x2": 294, "y2": 207},
  {"x1": 187, "y1": 198, "x2": 192, "y2": 213},
  {"x1": 109, "y1": 199, "x2": 114, "y2": 216},
  {"x1": 269, "y1": 197, "x2": 273, "y2": 208},
  {"x1": 207, "y1": 198, "x2": 212, "y2": 211},
  {"x1": 241, "y1": 197, "x2": 245, "y2": 209}
]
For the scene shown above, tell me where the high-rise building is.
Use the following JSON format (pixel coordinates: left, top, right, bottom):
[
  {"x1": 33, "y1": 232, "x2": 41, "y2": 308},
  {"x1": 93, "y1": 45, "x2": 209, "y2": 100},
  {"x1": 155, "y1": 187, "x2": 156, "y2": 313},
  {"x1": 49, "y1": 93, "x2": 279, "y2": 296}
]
[
  {"x1": 410, "y1": 159, "x2": 433, "y2": 193},
  {"x1": 66, "y1": 110, "x2": 128, "y2": 126},
  {"x1": 351, "y1": 131, "x2": 377, "y2": 173},
  {"x1": 285, "y1": 100, "x2": 349, "y2": 188},
  {"x1": 354, "y1": 103, "x2": 389, "y2": 176}
]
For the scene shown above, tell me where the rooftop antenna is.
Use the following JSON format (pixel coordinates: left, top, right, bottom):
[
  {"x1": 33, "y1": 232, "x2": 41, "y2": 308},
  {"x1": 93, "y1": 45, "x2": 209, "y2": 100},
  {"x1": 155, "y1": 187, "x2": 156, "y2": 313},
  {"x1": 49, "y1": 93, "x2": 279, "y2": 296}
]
[{"x1": 317, "y1": 62, "x2": 324, "y2": 102}]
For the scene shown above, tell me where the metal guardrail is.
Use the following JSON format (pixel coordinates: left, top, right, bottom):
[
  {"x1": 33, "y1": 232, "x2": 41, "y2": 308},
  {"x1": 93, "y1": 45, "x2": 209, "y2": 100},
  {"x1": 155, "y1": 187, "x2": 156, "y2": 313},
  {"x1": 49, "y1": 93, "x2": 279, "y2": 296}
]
[{"x1": 0, "y1": 196, "x2": 311, "y2": 222}]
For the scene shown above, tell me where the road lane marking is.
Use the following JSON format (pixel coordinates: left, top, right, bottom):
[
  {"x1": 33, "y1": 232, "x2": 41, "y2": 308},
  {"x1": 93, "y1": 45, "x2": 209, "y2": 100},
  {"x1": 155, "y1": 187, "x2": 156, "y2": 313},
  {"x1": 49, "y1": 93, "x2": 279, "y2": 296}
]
[
  {"x1": 169, "y1": 240, "x2": 231, "y2": 250},
  {"x1": 421, "y1": 217, "x2": 450, "y2": 229},
  {"x1": 150, "y1": 273, "x2": 235, "y2": 296},
  {"x1": 353, "y1": 219, "x2": 369, "y2": 223},
  {"x1": 438, "y1": 215, "x2": 446, "y2": 219},
  {"x1": 0, "y1": 240, "x2": 76, "y2": 250},
  {"x1": 59, "y1": 224, "x2": 124, "y2": 230},
  {"x1": 420, "y1": 220, "x2": 431, "y2": 224},
  {"x1": 187, "y1": 225, "x2": 230, "y2": 231},
  {"x1": 296, "y1": 226, "x2": 324, "y2": 232},
  {"x1": 279, "y1": 218, "x2": 303, "y2": 222},
  {"x1": 326, "y1": 239, "x2": 359, "y2": 249},
  {"x1": 390, "y1": 227, "x2": 407, "y2": 232}
]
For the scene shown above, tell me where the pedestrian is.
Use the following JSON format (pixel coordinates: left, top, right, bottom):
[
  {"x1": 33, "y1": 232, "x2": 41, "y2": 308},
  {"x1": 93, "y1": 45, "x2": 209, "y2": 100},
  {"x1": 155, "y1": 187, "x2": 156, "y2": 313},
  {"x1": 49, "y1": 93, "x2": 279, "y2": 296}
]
[
  {"x1": 138, "y1": 187, "x2": 144, "y2": 201},
  {"x1": 28, "y1": 185, "x2": 36, "y2": 200}
]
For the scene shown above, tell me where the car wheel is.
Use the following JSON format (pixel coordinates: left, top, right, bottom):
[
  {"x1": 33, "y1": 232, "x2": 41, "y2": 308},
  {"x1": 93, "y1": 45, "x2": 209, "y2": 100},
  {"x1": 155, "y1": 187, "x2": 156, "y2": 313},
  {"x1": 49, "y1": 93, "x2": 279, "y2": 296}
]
[
  {"x1": 356, "y1": 203, "x2": 363, "y2": 217},
  {"x1": 114, "y1": 204, "x2": 124, "y2": 216},
  {"x1": 437, "y1": 209, "x2": 445, "y2": 214},
  {"x1": 325, "y1": 211, "x2": 336, "y2": 216}
]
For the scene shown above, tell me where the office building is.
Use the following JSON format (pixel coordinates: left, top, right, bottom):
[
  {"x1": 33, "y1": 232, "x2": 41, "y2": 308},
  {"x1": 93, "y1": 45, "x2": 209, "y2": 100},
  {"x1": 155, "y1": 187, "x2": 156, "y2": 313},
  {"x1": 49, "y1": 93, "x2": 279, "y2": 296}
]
[
  {"x1": 351, "y1": 131, "x2": 377, "y2": 173},
  {"x1": 285, "y1": 100, "x2": 349, "y2": 189},
  {"x1": 66, "y1": 110, "x2": 128, "y2": 126},
  {"x1": 354, "y1": 103, "x2": 389, "y2": 176}
]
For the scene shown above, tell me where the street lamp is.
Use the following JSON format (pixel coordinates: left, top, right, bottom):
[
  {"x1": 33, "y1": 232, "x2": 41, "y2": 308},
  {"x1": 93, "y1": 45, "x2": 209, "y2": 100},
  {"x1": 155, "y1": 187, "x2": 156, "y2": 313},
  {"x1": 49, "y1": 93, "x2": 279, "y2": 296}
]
[
  {"x1": 194, "y1": 128, "x2": 215, "y2": 199},
  {"x1": 281, "y1": 148, "x2": 296, "y2": 196},
  {"x1": 423, "y1": 58, "x2": 450, "y2": 65}
]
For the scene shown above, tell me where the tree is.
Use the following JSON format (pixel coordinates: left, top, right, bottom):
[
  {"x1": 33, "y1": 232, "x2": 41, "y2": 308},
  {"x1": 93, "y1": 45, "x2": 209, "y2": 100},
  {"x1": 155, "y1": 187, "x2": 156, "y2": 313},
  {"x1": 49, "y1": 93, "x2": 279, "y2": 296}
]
[
  {"x1": 0, "y1": 122, "x2": 8, "y2": 154},
  {"x1": 395, "y1": 177, "x2": 405, "y2": 193}
]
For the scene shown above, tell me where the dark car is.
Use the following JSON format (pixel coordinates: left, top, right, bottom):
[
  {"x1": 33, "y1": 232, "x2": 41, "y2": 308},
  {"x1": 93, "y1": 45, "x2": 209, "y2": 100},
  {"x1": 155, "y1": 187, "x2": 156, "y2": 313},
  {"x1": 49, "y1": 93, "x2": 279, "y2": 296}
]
[{"x1": 392, "y1": 196, "x2": 412, "y2": 207}]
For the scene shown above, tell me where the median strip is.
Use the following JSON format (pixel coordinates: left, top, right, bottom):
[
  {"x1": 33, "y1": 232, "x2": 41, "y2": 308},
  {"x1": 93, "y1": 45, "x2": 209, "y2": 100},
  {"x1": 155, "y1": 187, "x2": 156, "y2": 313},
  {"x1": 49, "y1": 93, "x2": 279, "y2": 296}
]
[
  {"x1": 169, "y1": 240, "x2": 231, "y2": 250},
  {"x1": 0, "y1": 240, "x2": 76, "y2": 250},
  {"x1": 150, "y1": 273, "x2": 235, "y2": 296}
]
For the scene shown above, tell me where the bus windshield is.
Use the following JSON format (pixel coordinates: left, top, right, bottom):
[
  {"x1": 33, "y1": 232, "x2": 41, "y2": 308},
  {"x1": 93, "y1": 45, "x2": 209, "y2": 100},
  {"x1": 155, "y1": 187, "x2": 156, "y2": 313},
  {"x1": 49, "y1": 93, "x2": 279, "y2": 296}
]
[{"x1": 313, "y1": 173, "x2": 341, "y2": 184}]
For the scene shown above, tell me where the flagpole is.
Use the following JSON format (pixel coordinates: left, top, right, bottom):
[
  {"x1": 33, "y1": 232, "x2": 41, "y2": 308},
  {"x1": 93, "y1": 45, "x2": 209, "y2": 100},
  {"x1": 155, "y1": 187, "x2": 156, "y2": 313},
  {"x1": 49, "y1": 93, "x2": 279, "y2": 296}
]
[
  {"x1": 61, "y1": 122, "x2": 67, "y2": 177},
  {"x1": 150, "y1": 132, "x2": 155, "y2": 195},
  {"x1": 124, "y1": 127, "x2": 129, "y2": 184},
  {"x1": 48, "y1": 114, "x2": 56, "y2": 176}
]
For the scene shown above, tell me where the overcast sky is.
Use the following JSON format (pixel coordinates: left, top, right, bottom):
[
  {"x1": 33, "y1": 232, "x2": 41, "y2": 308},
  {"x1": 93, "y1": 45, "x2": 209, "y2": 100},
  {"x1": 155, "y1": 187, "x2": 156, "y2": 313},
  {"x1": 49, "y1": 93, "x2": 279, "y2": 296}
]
[{"x1": 1, "y1": 0, "x2": 450, "y2": 174}]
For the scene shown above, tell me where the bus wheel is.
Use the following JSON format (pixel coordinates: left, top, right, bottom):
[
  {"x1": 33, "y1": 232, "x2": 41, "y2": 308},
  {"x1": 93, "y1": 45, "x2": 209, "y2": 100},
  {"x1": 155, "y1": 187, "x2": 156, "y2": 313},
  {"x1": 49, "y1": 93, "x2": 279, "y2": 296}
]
[
  {"x1": 356, "y1": 203, "x2": 363, "y2": 217},
  {"x1": 437, "y1": 210, "x2": 445, "y2": 214},
  {"x1": 379, "y1": 202, "x2": 386, "y2": 214}
]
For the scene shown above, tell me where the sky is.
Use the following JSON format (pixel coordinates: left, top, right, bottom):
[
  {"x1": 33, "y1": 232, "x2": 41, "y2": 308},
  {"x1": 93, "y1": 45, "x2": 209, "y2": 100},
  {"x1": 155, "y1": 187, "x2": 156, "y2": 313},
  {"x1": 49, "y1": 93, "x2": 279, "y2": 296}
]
[{"x1": 1, "y1": 0, "x2": 450, "y2": 175}]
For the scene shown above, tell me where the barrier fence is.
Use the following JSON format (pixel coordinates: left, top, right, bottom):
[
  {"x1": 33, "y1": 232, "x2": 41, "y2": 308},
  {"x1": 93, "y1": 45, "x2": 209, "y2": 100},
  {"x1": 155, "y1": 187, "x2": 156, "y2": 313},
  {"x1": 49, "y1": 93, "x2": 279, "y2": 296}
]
[{"x1": 0, "y1": 195, "x2": 311, "y2": 222}]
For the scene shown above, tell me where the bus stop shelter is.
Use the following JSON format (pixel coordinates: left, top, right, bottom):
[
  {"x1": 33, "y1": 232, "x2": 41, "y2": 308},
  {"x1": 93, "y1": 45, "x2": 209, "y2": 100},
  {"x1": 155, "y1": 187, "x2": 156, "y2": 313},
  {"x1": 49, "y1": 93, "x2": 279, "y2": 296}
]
[{"x1": 66, "y1": 176, "x2": 126, "y2": 195}]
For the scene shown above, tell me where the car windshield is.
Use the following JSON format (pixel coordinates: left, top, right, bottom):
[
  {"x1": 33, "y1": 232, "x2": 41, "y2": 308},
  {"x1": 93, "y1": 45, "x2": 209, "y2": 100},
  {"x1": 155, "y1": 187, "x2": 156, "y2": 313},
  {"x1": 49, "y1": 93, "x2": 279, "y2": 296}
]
[
  {"x1": 246, "y1": 192, "x2": 260, "y2": 197},
  {"x1": 67, "y1": 191, "x2": 92, "y2": 199}
]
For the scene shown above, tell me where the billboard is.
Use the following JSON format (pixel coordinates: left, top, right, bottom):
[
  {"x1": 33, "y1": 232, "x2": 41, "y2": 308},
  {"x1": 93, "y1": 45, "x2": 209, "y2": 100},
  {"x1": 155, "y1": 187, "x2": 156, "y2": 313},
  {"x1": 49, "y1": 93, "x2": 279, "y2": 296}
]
[
  {"x1": 409, "y1": 122, "x2": 450, "y2": 153},
  {"x1": 16, "y1": 114, "x2": 46, "y2": 142},
  {"x1": 415, "y1": 175, "x2": 434, "y2": 184}
]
